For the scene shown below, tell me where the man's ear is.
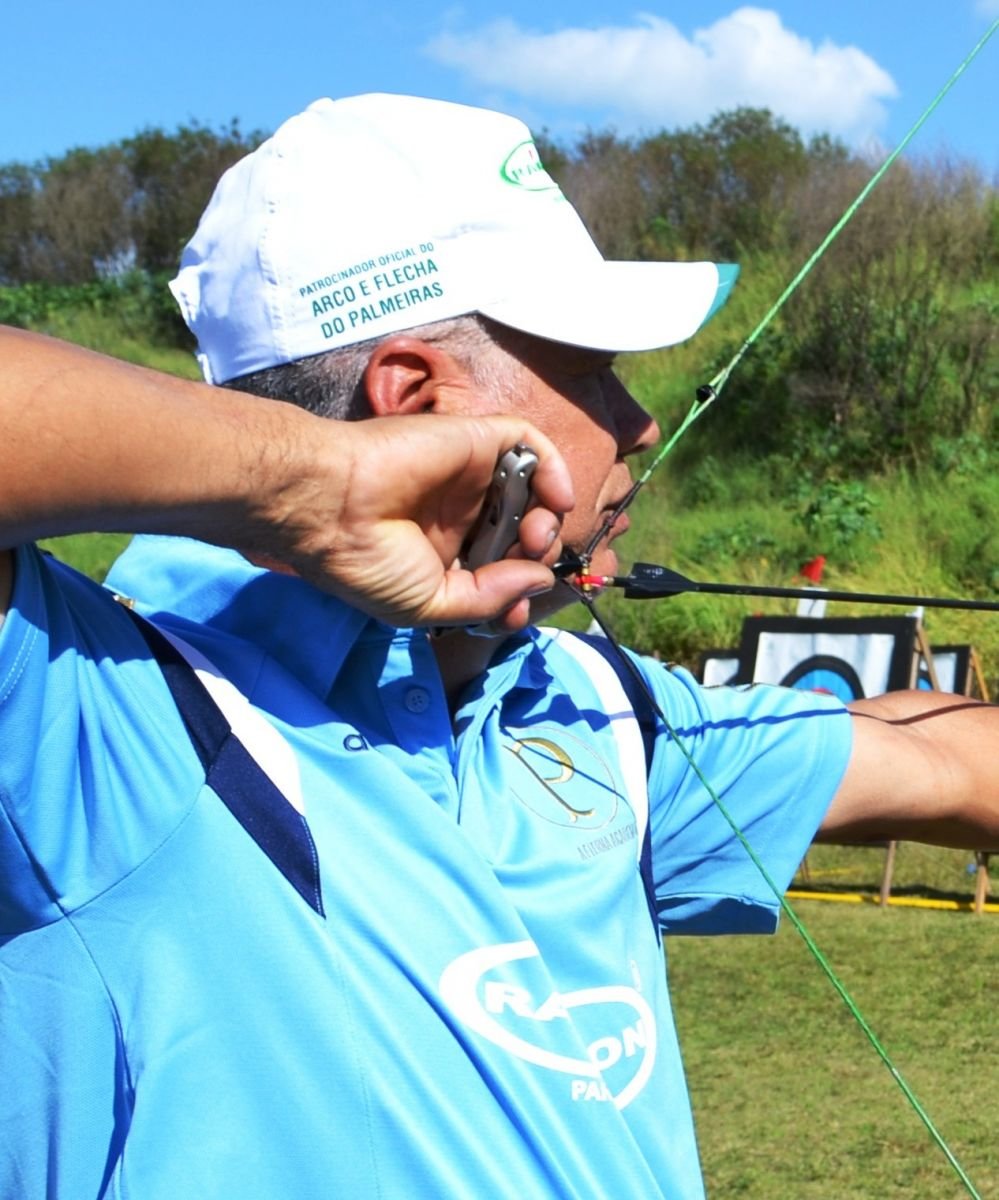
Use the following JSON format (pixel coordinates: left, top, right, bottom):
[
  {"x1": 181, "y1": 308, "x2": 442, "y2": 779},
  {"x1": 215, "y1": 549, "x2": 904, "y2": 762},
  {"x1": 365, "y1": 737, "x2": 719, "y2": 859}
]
[{"x1": 363, "y1": 335, "x2": 467, "y2": 417}]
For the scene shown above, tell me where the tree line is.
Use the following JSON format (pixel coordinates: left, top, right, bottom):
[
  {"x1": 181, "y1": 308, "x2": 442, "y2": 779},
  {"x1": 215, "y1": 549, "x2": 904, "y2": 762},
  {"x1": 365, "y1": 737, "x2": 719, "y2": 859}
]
[
  {"x1": 539, "y1": 109, "x2": 997, "y2": 471},
  {"x1": 1, "y1": 109, "x2": 995, "y2": 472},
  {"x1": 0, "y1": 120, "x2": 261, "y2": 284}
]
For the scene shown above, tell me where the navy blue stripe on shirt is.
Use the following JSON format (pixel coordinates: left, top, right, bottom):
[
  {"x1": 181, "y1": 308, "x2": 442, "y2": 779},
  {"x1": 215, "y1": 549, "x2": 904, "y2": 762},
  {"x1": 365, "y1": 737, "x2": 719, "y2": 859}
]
[{"x1": 124, "y1": 609, "x2": 325, "y2": 917}]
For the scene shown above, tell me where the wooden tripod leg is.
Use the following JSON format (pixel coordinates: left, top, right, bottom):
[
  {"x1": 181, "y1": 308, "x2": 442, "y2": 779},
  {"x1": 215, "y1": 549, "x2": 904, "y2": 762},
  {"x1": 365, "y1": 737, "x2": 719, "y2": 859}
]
[
  {"x1": 974, "y1": 852, "x2": 991, "y2": 915},
  {"x1": 880, "y1": 840, "x2": 898, "y2": 907}
]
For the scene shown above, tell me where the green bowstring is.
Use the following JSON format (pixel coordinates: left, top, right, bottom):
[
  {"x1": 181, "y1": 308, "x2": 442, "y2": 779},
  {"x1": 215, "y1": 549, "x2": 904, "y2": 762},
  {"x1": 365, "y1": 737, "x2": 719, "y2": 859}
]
[{"x1": 582, "y1": 20, "x2": 999, "y2": 1196}]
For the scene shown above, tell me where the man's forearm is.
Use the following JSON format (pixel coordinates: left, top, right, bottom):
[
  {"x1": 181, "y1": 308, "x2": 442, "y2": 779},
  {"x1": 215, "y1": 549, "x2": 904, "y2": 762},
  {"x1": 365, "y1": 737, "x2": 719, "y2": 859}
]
[
  {"x1": 0, "y1": 325, "x2": 325, "y2": 549},
  {"x1": 0, "y1": 327, "x2": 572, "y2": 628}
]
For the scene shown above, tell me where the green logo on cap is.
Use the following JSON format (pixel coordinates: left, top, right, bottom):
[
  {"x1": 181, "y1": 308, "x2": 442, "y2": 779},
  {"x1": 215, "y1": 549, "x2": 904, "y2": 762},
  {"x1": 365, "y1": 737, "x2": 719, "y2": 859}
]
[{"x1": 500, "y1": 141, "x2": 560, "y2": 192}]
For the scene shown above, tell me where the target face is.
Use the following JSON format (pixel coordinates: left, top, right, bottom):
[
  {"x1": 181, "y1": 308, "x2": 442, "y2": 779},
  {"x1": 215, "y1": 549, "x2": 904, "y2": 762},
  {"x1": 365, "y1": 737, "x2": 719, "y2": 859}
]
[{"x1": 735, "y1": 616, "x2": 920, "y2": 699}]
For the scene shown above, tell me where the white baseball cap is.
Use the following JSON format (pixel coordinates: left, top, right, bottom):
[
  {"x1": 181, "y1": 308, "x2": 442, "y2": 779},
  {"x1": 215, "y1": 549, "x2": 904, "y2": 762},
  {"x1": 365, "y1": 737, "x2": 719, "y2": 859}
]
[{"x1": 171, "y1": 93, "x2": 739, "y2": 384}]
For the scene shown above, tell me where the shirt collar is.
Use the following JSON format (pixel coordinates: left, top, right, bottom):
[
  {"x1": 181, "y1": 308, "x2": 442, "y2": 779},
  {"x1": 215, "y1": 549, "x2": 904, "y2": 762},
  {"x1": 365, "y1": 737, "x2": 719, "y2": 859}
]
[
  {"x1": 105, "y1": 535, "x2": 371, "y2": 699},
  {"x1": 105, "y1": 536, "x2": 554, "y2": 707},
  {"x1": 451, "y1": 626, "x2": 552, "y2": 736}
]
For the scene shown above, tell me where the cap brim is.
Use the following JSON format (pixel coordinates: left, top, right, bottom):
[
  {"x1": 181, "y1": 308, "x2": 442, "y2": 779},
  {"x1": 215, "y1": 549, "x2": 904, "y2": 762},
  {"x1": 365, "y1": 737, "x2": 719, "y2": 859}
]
[{"x1": 480, "y1": 261, "x2": 739, "y2": 354}]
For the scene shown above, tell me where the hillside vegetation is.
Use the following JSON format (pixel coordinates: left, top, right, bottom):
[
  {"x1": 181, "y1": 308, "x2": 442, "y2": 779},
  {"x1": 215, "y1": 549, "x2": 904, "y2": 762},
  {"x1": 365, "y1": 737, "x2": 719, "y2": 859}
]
[{"x1": 3, "y1": 109, "x2": 996, "y2": 692}]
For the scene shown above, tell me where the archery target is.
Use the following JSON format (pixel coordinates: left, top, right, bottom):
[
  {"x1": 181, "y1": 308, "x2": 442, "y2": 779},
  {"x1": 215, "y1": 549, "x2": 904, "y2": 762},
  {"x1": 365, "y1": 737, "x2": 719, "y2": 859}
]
[
  {"x1": 736, "y1": 616, "x2": 919, "y2": 699},
  {"x1": 778, "y1": 654, "x2": 866, "y2": 702}
]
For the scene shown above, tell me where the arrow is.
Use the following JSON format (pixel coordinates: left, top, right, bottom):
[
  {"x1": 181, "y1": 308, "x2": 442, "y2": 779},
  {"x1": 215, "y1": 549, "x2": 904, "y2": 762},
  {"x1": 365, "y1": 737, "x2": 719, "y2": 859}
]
[{"x1": 574, "y1": 562, "x2": 999, "y2": 613}]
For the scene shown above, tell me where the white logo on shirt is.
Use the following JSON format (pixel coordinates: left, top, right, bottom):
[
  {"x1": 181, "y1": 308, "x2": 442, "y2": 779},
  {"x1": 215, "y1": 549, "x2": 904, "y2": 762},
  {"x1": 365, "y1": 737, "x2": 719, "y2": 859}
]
[{"x1": 439, "y1": 940, "x2": 656, "y2": 1109}]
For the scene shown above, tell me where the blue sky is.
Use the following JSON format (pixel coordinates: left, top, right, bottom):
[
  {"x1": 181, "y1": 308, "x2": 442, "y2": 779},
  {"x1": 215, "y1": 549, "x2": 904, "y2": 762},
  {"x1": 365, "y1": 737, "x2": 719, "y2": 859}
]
[{"x1": 3, "y1": 2, "x2": 998, "y2": 172}]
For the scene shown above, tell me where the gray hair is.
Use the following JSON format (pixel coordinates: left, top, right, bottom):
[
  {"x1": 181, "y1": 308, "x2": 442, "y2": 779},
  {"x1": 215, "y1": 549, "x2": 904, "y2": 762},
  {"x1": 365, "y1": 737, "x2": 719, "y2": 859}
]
[{"x1": 221, "y1": 313, "x2": 515, "y2": 419}]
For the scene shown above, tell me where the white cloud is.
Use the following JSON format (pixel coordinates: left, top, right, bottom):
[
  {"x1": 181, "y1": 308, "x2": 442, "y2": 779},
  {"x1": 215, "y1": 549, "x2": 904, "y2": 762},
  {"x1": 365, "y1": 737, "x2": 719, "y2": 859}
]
[
  {"x1": 975, "y1": 0, "x2": 999, "y2": 18},
  {"x1": 424, "y1": 7, "x2": 898, "y2": 145}
]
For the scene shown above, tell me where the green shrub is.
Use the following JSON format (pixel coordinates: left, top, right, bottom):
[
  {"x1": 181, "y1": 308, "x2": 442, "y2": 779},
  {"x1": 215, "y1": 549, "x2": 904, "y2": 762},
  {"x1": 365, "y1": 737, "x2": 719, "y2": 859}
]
[{"x1": 794, "y1": 479, "x2": 882, "y2": 561}]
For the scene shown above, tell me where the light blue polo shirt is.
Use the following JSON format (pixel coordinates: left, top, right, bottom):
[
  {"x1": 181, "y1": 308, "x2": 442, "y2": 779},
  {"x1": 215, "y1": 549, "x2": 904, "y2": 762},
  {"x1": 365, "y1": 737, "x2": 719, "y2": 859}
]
[{"x1": 0, "y1": 538, "x2": 851, "y2": 1199}]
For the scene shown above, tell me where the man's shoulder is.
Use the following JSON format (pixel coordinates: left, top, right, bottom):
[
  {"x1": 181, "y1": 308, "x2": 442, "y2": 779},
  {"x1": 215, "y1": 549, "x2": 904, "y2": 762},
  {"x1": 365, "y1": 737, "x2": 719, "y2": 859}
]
[
  {"x1": 1, "y1": 542, "x2": 129, "y2": 653},
  {"x1": 0, "y1": 543, "x2": 200, "y2": 743},
  {"x1": 0, "y1": 544, "x2": 212, "y2": 933}
]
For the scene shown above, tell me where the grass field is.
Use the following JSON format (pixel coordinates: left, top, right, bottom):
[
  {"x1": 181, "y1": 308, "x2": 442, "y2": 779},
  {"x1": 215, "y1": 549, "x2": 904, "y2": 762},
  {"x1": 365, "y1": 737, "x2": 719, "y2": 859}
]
[{"x1": 668, "y1": 855, "x2": 998, "y2": 1200}]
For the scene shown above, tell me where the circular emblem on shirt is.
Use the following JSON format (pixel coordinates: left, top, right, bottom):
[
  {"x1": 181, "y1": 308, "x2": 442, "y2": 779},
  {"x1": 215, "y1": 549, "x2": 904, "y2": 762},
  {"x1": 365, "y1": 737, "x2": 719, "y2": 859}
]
[{"x1": 503, "y1": 724, "x2": 620, "y2": 829}]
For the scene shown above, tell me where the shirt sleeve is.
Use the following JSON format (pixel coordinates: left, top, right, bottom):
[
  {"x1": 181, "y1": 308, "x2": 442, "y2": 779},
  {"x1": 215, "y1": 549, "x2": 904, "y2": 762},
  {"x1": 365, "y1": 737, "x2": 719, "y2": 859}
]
[
  {"x1": 0, "y1": 545, "x2": 204, "y2": 934},
  {"x1": 640, "y1": 660, "x2": 853, "y2": 935}
]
